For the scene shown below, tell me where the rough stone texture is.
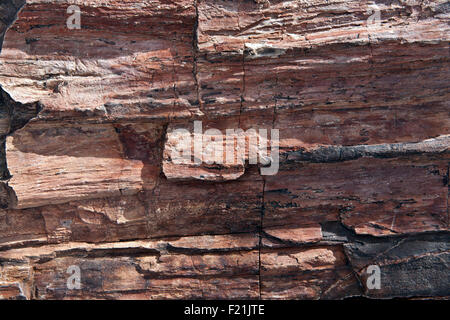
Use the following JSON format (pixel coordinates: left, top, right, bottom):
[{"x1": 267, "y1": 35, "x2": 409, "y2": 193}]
[{"x1": 0, "y1": 0, "x2": 449, "y2": 300}]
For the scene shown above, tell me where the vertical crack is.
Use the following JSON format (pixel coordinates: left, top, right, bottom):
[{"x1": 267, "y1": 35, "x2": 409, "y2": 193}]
[
  {"x1": 446, "y1": 163, "x2": 449, "y2": 227},
  {"x1": 237, "y1": 2, "x2": 245, "y2": 128},
  {"x1": 239, "y1": 45, "x2": 246, "y2": 128},
  {"x1": 258, "y1": 177, "x2": 266, "y2": 300},
  {"x1": 0, "y1": 87, "x2": 42, "y2": 173},
  {"x1": 272, "y1": 74, "x2": 279, "y2": 130}
]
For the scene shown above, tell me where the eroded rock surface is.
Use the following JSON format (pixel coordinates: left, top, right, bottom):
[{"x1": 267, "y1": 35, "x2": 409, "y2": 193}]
[{"x1": 0, "y1": 0, "x2": 449, "y2": 300}]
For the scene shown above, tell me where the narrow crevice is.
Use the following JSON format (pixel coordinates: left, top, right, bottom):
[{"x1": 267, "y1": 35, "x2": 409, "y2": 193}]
[
  {"x1": 271, "y1": 75, "x2": 279, "y2": 130},
  {"x1": 0, "y1": 180, "x2": 17, "y2": 209},
  {"x1": 0, "y1": 0, "x2": 26, "y2": 53},
  {"x1": 0, "y1": 87, "x2": 42, "y2": 208},
  {"x1": 0, "y1": 0, "x2": 30, "y2": 176},
  {"x1": 0, "y1": 140, "x2": 9, "y2": 180},
  {"x1": 237, "y1": 1, "x2": 246, "y2": 128},
  {"x1": 446, "y1": 163, "x2": 449, "y2": 227},
  {"x1": 0, "y1": 87, "x2": 42, "y2": 141},
  {"x1": 238, "y1": 44, "x2": 246, "y2": 128},
  {"x1": 0, "y1": 0, "x2": 42, "y2": 210},
  {"x1": 258, "y1": 177, "x2": 266, "y2": 300}
]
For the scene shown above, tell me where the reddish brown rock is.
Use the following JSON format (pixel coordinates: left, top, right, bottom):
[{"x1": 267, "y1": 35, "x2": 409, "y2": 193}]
[
  {"x1": 261, "y1": 246, "x2": 361, "y2": 299},
  {"x1": 1, "y1": 234, "x2": 260, "y2": 299},
  {"x1": 264, "y1": 155, "x2": 449, "y2": 236}
]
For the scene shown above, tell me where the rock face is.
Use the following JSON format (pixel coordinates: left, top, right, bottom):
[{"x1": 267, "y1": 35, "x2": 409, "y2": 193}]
[{"x1": 0, "y1": 0, "x2": 449, "y2": 300}]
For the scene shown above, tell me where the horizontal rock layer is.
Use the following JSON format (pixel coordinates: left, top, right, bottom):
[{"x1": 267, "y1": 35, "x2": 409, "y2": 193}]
[{"x1": 0, "y1": 0, "x2": 449, "y2": 300}]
